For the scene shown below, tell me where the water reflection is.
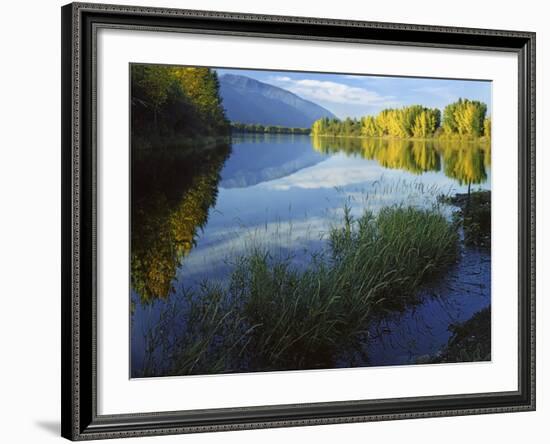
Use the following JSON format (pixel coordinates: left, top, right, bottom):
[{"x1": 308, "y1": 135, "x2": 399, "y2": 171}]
[
  {"x1": 131, "y1": 134, "x2": 492, "y2": 374},
  {"x1": 131, "y1": 135, "x2": 490, "y2": 305},
  {"x1": 131, "y1": 143, "x2": 231, "y2": 303},
  {"x1": 311, "y1": 135, "x2": 489, "y2": 186},
  {"x1": 442, "y1": 143, "x2": 487, "y2": 186},
  {"x1": 220, "y1": 134, "x2": 325, "y2": 188}
]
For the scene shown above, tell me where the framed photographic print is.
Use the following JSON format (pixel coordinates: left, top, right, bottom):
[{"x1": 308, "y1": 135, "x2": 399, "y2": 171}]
[{"x1": 61, "y1": 2, "x2": 536, "y2": 440}]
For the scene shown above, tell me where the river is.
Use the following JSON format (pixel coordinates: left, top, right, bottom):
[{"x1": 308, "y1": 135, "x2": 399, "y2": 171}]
[{"x1": 130, "y1": 133, "x2": 491, "y2": 376}]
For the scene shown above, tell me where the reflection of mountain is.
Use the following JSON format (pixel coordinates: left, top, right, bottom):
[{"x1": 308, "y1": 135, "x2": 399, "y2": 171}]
[
  {"x1": 220, "y1": 134, "x2": 326, "y2": 188},
  {"x1": 311, "y1": 135, "x2": 489, "y2": 185},
  {"x1": 131, "y1": 143, "x2": 231, "y2": 303},
  {"x1": 219, "y1": 74, "x2": 335, "y2": 127}
]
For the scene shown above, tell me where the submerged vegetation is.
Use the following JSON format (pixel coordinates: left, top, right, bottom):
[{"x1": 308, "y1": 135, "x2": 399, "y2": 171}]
[
  {"x1": 139, "y1": 204, "x2": 459, "y2": 377},
  {"x1": 311, "y1": 99, "x2": 490, "y2": 140}
]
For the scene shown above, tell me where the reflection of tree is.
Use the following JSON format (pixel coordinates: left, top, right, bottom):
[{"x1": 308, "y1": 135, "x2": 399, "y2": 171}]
[
  {"x1": 311, "y1": 136, "x2": 441, "y2": 174},
  {"x1": 440, "y1": 141, "x2": 487, "y2": 186},
  {"x1": 131, "y1": 143, "x2": 231, "y2": 304},
  {"x1": 130, "y1": 64, "x2": 232, "y2": 304},
  {"x1": 440, "y1": 140, "x2": 488, "y2": 205},
  {"x1": 231, "y1": 132, "x2": 304, "y2": 145},
  {"x1": 484, "y1": 141, "x2": 491, "y2": 167},
  {"x1": 311, "y1": 135, "x2": 489, "y2": 187},
  {"x1": 376, "y1": 139, "x2": 441, "y2": 174}
]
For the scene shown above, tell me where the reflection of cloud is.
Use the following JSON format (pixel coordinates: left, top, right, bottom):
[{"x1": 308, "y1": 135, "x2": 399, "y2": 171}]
[
  {"x1": 270, "y1": 76, "x2": 398, "y2": 107},
  {"x1": 260, "y1": 156, "x2": 396, "y2": 190},
  {"x1": 176, "y1": 216, "x2": 331, "y2": 283},
  {"x1": 176, "y1": 166, "x2": 491, "y2": 288}
]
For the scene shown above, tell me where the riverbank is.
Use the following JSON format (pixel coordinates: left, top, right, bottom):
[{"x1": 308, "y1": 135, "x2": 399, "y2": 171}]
[
  {"x1": 132, "y1": 134, "x2": 231, "y2": 153},
  {"x1": 310, "y1": 133, "x2": 490, "y2": 144},
  {"x1": 231, "y1": 122, "x2": 310, "y2": 135},
  {"x1": 431, "y1": 307, "x2": 491, "y2": 363},
  {"x1": 441, "y1": 190, "x2": 491, "y2": 248}
]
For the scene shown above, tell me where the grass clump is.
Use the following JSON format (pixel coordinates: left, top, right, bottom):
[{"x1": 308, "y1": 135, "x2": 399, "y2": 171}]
[
  {"x1": 141, "y1": 205, "x2": 459, "y2": 376},
  {"x1": 329, "y1": 205, "x2": 459, "y2": 311}
]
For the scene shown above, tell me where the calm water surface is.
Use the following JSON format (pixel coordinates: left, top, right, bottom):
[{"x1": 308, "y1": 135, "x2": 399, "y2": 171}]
[{"x1": 131, "y1": 134, "x2": 491, "y2": 374}]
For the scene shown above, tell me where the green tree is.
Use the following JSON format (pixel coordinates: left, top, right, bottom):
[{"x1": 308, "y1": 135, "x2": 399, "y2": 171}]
[
  {"x1": 131, "y1": 65, "x2": 174, "y2": 130},
  {"x1": 131, "y1": 64, "x2": 230, "y2": 148},
  {"x1": 483, "y1": 117, "x2": 491, "y2": 138},
  {"x1": 361, "y1": 116, "x2": 379, "y2": 137},
  {"x1": 442, "y1": 99, "x2": 487, "y2": 138},
  {"x1": 314, "y1": 105, "x2": 441, "y2": 138}
]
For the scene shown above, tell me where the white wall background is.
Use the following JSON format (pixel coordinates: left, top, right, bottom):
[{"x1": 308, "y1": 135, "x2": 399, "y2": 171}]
[{"x1": 0, "y1": 0, "x2": 545, "y2": 443}]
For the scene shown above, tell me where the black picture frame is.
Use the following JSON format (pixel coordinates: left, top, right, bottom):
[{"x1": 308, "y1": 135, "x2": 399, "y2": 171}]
[{"x1": 61, "y1": 2, "x2": 536, "y2": 440}]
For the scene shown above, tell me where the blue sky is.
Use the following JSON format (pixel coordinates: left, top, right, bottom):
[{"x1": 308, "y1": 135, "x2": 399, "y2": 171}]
[{"x1": 215, "y1": 68, "x2": 491, "y2": 119}]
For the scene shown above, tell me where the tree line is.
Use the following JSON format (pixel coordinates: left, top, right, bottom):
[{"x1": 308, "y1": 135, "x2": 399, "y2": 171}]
[
  {"x1": 231, "y1": 122, "x2": 310, "y2": 135},
  {"x1": 131, "y1": 64, "x2": 230, "y2": 148},
  {"x1": 311, "y1": 99, "x2": 490, "y2": 139}
]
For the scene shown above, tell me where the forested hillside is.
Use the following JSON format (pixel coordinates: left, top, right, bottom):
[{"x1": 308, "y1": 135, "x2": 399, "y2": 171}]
[
  {"x1": 219, "y1": 74, "x2": 335, "y2": 127},
  {"x1": 131, "y1": 65, "x2": 230, "y2": 149}
]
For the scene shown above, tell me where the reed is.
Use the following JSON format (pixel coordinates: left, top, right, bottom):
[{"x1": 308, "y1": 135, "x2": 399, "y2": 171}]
[{"x1": 140, "y1": 204, "x2": 459, "y2": 376}]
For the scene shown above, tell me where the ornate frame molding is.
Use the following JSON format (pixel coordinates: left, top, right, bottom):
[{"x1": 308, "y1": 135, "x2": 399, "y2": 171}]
[{"x1": 61, "y1": 2, "x2": 535, "y2": 440}]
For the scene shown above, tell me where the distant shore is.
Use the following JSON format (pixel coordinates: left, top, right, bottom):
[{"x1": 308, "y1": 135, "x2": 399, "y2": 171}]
[
  {"x1": 310, "y1": 133, "x2": 490, "y2": 143},
  {"x1": 132, "y1": 135, "x2": 231, "y2": 152}
]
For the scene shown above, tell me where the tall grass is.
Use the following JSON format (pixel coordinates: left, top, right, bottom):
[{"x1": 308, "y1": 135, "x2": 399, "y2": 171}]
[{"x1": 140, "y1": 204, "x2": 459, "y2": 377}]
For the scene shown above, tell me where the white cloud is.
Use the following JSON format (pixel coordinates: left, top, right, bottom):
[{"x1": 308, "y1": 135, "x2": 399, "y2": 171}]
[
  {"x1": 412, "y1": 86, "x2": 457, "y2": 102},
  {"x1": 273, "y1": 75, "x2": 292, "y2": 82},
  {"x1": 270, "y1": 76, "x2": 398, "y2": 107}
]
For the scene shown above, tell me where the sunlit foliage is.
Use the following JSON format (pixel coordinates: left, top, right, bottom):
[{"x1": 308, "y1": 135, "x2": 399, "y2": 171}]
[
  {"x1": 131, "y1": 144, "x2": 231, "y2": 304},
  {"x1": 441, "y1": 142, "x2": 487, "y2": 186},
  {"x1": 312, "y1": 106, "x2": 441, "y2": 138},
  {"x1": 483, "y1": 117, "x2": 491, "y2": 140},
  {"x1": 130, "y1": 63, "x2": 232, "y2": 302},
  {"x1": 442, "y1": 98, "x2": 487, "y2": 138},
  {"x1": 131, "y1": 64, "x2": 230, "y2": 147},
  {"x1": 311, "y1": 135, "x2": 488, "y2": 184},
  {"x1": 311, "y1": 100, "x2": 489, "y2": 140}
]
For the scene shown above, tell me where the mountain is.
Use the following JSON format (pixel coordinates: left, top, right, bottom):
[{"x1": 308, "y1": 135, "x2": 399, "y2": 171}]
[
  {"x1": 218, "y1": 74, "x2": 336, "y2": 128},
  {"x1": 220, "y1": 135, "x2": 326, "y2": 188}
]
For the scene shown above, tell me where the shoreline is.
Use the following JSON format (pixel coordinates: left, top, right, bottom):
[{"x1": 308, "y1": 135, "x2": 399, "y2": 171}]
[
  {"x1": 428, "y1": 306, "x2": 491, "y2": 364},
  {"x1": 132, "y1": 134, "x2": 231, "y2": 153},
  {"x1": 310, "y1": 133, "x2": 490, "y2": 143}
]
